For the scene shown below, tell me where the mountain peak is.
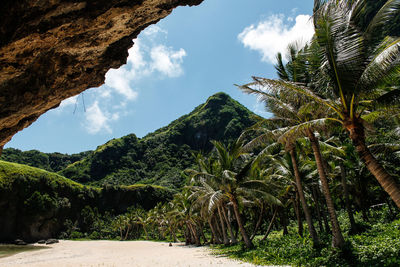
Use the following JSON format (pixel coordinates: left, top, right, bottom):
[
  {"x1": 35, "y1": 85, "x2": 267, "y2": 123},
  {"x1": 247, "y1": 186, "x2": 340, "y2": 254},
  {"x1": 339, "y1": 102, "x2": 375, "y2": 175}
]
[
  {"x1": 5, "y1": 93, "x2": 259, "y2": 188},
  {"x1": 203, "y1": 92, "x2": 231, "y2": 108}
]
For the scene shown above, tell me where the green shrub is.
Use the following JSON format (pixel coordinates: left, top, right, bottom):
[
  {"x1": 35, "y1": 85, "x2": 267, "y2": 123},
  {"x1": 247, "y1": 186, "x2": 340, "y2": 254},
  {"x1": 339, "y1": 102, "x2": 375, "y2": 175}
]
[
  {"x1": 70, "y1": 231, "x2": 84, "y2": 239},
  {"x1": 212, "y1": 217, "x2": 400, "y2": 267}
]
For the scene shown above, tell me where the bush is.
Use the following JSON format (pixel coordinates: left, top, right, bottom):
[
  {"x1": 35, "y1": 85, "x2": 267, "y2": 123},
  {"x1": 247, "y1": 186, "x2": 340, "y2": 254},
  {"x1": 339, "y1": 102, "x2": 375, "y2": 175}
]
[
  {"x1": 212, "y1": 216, "x2": 400, "y2": 267},
  {"x1": 70, "y1": 231, "x2": 84, "y2": 239}
]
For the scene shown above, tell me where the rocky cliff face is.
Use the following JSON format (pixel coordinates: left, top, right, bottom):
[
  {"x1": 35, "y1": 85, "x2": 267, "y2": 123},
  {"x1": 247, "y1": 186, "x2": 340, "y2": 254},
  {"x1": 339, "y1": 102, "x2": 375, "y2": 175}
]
[{"x1": 0, "y1": 0, "x2": 203, "y2": 147}]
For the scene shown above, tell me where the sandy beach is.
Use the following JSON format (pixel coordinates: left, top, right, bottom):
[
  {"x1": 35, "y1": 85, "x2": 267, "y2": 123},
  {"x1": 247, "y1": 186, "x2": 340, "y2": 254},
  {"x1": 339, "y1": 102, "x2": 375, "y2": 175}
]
[{"x1": 0, "y1": 240, "x2": 258, "y2": 267}]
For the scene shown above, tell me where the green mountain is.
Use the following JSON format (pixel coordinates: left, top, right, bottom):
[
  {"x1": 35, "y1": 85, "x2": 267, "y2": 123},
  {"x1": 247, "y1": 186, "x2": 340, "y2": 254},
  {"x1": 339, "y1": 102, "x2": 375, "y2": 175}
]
[
  {"x1": 0, "y1": 92, "x2": 259, "y2": 241},
  {"x1": 1, "y1": 92, "x2": 259, "y2": 189},
  {"x1": 59, "y1": 92, "x2": 260, "y2": 188}
]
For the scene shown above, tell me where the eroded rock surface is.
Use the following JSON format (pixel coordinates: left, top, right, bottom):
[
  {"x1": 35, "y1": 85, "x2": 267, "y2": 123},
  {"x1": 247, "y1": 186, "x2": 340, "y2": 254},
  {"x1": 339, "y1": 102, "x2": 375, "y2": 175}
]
[{"x1": 0, "y1": 0, "x2": 203, "y2": 147}]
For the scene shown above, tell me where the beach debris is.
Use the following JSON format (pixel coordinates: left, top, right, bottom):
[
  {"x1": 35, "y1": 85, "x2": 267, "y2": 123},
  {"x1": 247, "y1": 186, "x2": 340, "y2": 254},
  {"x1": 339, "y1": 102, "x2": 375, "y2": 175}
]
[
  {"x1": 14, "y1": 239, "x2": 27, "y2": 245},
  {"x1": 46, "y1": 239, "x2": 59, "y2": 245}
]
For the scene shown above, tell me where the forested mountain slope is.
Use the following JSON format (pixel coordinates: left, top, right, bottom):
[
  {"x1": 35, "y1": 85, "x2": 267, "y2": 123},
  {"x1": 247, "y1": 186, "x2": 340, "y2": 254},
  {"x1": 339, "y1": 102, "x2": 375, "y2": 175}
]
[
  {"x1": 61, "y1": 92, "x2": 259, "y2": 188},
  {"x1": 2, "y1": 93, "x2": 260, "y2": 189},
  {"x1": 0, "y1": 149, "x2": 91, "y2": 172}
]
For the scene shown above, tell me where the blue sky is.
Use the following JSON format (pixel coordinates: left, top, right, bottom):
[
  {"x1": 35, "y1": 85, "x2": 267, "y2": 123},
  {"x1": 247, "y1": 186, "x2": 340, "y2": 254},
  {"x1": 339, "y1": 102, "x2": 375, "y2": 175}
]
[{"x1": 6, "y1": 0, "x2": 314, "y2": 154}]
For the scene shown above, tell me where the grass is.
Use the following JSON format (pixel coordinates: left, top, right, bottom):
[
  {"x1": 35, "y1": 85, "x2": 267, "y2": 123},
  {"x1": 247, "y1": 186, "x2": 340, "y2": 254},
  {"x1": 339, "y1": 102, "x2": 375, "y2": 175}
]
[
  {"x1": 0, "y1": 245, "x2": 48, "y2": 258},
  {"x1": 0, "y1": 160, "x2": 86, "y2": 189},
  {"x1": 122, "y1": 184, "x2": 171, "y2": 191},
  {"x1": 211, "y1": 208, "x2": 400, "y2": 267}
]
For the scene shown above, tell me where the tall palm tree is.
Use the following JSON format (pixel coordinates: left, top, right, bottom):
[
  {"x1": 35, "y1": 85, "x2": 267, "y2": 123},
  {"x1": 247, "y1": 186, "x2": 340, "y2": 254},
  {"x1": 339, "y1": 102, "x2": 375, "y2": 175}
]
[
  {"x1": 261, "y1": 141, "x2": 320, "y2": 243},
  {"x1": 238, "y1": 43, "x2": 345, "y2": 246},
  {"x1": 251, "y1": 0, "x2": 400, "y2": 207},
  {"x1": 241, "y1": 121, "x2": 321, "y2": 245}
]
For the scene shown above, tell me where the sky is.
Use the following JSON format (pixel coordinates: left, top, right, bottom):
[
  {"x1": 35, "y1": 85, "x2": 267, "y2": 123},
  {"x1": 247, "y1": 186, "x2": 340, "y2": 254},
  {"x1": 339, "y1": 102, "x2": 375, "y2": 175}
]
[{"x1": 6, "y1": 0, "x2": 315, "y2": 154}]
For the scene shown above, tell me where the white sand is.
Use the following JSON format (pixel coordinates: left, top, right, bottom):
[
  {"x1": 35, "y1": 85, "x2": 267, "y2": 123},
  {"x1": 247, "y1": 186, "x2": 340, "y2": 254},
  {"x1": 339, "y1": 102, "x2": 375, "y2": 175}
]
[{"x1": 0, "y1": 240, "x2": 259, "y2": 267}]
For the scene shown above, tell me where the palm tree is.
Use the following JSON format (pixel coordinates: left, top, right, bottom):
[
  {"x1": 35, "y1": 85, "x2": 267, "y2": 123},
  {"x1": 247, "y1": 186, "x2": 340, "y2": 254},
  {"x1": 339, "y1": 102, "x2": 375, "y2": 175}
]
[
  {"x1": 167, "y1": 191, "x2": 202, "y2": 246},
  {"x1": 260, "y1": 141, "x2": 320, "y2": 243},
  {"x1": 187, "y1": 140, "x2": 281, "y2": 248},
  {"x1": 251, "y1": 0, "x2": 400, "y2": 207},
  {"x1": 186, "y1": 153, "x2": 232, "y2": 244},
  {"x1": 240, "y1": 40, "x2": 348, "y2": 247}
]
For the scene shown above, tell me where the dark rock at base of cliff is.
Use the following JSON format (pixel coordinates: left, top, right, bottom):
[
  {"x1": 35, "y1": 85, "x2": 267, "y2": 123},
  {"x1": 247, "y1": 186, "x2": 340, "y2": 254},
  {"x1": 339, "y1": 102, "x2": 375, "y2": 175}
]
[{"x1": 14, "y1": 239, "x2": 27, "y2": 245}]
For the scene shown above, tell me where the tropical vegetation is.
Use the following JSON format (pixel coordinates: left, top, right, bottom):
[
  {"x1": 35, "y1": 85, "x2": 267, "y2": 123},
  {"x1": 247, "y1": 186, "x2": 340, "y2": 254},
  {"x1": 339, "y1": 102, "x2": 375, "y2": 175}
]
[{"x1": 1, "y1": 0, "x2": 400, "y2": 266}]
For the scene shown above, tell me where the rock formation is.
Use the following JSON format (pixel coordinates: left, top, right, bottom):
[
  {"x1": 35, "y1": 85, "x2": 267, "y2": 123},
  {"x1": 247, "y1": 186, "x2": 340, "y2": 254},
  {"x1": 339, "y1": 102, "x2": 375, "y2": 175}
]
[{"x1": 0, "y1": 0, "x2": 203, "y2": 147}]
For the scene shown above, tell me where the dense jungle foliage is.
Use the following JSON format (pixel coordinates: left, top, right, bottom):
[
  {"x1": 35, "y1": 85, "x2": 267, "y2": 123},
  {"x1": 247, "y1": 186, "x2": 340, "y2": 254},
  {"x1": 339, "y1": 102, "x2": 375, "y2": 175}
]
[
  {"x1": 0, "y1": 160, "x2": 172, "y2": 242},
  {"x1": 0, "y1": 149, "x2": 91, "y2": 172}
]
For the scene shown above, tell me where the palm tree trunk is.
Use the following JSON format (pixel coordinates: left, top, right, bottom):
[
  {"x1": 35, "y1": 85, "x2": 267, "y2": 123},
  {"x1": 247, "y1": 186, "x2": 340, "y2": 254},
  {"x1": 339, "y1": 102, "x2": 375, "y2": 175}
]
[
  {"x1": 231, "y1": 197, "x2": 253, "y2": 248},
  {"x1": 312, "y1": 185, "x2": 325, "y2": 233},
  {"x1": 217, "y1": 205, "x2": 230, "y2": 245},
  {"x1": 0, "y1": 146, "x2": 3, "y2": 157},
  {"x1": 208, "y1": 219, "x2": 217, "y2": 244},
  {"x1": 289, "y1": 148, "x2": 319, "y2": 245},
  {"x1": 124, "y1": 225, "x2": 131, "y2": 240},
  {"x1": 280, "y1": 207, "x2": 289, "y2": 235},
  {"x1": 293, "y1": 194, "x2": 303, "y2": 237},
  {"x1": 213, "y1": 216, "x2": 223, "y2": 244},
  {"x1": 318, "y1": 189, "x2": 331, "y2": 233},
  {"x1": 188, "y1": 223, "x2": 200, "y2": 246},
  {"x1": 261, "y1": 207, "x2": 278, "y2": 240},
  {"x1": 208, "y1": 218, "x2": 218, "y2": 244},
  {"x1": 143, "y1": 225, "x2": 148, "y2": 240},
  {"x1": 221, "y1": 205, "x2": 237, "y2": 244},
  {"x1": 385, "y1": 198, "x2": 396, "y2": 218},
  {"x1": 346, "y1": 120, "x2": 400, "y2": 209},
  {"x1": 201, "y1": 226, "x2": 208, "y2": 244},
  {"x1": 340, "y1": 162, "x2": 358, "y2": 233},
  {"x1": 171, "y1": 227, "x2": 179, "y2": 242},
  {"x1": 354, "y1": 175, "x2": 370, "y2": 222},
  {"x1": 185, "y1": 225, "x2": 191, "y2": 245},
  {"x1": 250, "y1": 203, "x2": 264, "y2": 241},
  {"x1": 308, "y1": 131, "x2": 345, "y2": 248}
]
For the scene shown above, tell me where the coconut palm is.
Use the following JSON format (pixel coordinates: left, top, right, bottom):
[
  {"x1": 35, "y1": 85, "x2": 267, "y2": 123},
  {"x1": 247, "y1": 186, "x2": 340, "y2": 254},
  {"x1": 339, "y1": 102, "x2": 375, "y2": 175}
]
[
  {"x1": 239, "y1": 40, "x2": 349, "y2": 247},
  {"x1": 240, "y1": 120, "x2": 320, "y2": 245},
  {"x1": 242, "y1": 82, "x2": 347, "y2": 245},
  {"x1": 187, "y1": 139, "x2": 281, "y2": 248},
  {"x1": 186, "y1": 153, "x2": 232, "y2": 244},
  {"x1": 251, "y1": 0, "x2": 400, "y2": 207},
  {"x1": 167, "y1": 191, "x2": 202, "y2": 246},
  {"x1": 262, "y1": 142, "x2": 321, "y2": 239}
]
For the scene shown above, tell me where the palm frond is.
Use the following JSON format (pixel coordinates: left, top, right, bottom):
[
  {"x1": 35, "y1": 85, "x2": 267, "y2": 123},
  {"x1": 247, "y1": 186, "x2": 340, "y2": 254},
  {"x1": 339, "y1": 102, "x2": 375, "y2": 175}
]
[
  {"x1": 358, "y1": 37, "x2": 400, "y2": 93},
  {"x1": 373, "y1": 88, "x2": 400, "y2": 108},
  {"x1": 253, "y1": 77, "x2": 344, "y2": 118},
  {"x1": 364, "y1": 0, "x2": 400, "y2": 39}
]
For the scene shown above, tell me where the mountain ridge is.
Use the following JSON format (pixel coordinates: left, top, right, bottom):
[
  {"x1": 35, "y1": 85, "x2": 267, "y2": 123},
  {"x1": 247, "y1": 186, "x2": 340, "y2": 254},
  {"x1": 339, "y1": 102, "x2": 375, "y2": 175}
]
[{"x1": 1, "y1": 92, "x2": 260, "y2": 189}]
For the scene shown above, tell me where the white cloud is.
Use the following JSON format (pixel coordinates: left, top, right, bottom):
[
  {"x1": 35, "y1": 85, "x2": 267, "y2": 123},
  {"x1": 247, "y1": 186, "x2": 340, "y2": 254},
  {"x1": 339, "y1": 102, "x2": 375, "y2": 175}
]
[
  {"x1": 105, "y1": 31, "x2": 187, "y2": 101},
  {"x1": 238, "y1": 14, "x2": 314, "y2": 63},
  {"x1": 142, "y1": 25, "x2": 167, "y2": 39},
  {"x1": 84, "y1": 101, "x2": 119, "y2": 134},
  {"x1": 150, "y1": 46, "x2": 186, "y2": 77},
  {"x1": 55, "y1": 25, "x2": 187, "y2": 135},
  {"x1": 58, "y1": 95, "x2": 78, "y2": 109},
  {"x1": 127, "y1": 39, "x2": 147, "y2": 73},
  {"x1": 105, "y1": 68, "x2": 138, "y2": 100}
]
